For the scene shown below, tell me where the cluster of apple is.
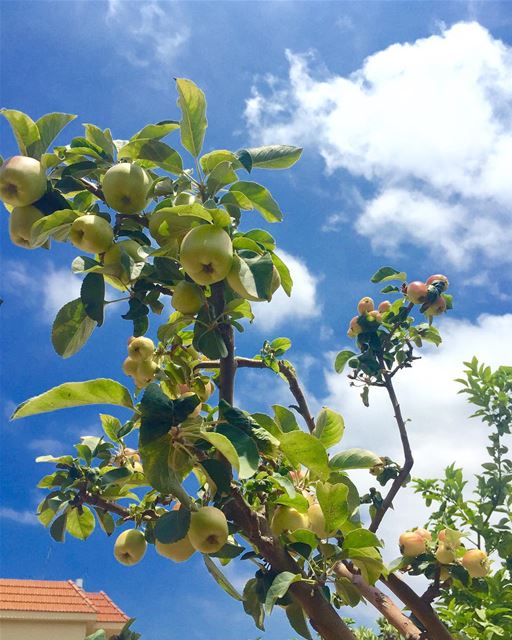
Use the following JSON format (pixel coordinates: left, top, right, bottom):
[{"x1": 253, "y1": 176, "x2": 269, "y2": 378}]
[
  {"x1": 114, "y1": 447, "x2": 144, "y2": 475},
  {"x1": 347, "y1": 297, "x2": 391, "y2": 338},
  {"x1": 399, "y1": 528, "x2": 490, "y2": 579},
  {"x1": 271, "y1": 501, "x2": 333, "y2": 539},
  {"x1": 122, "y1": 336, "x2": 158, "y2": 388},
  {"x1": 404, "y1": 274, "x2": 449, "y2": 316},
  {"x1": 113, "y1": 505, "x2": 229, "y2": 566}
]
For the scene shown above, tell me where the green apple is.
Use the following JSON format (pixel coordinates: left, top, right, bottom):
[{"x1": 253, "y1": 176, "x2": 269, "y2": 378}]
[
  {"x1": 179, "y1": 225, "x2": 233, "y2": 286},
  {"x1": 102, "y1": 163, "x2": 151, "y2": 214},
  {"x1": 424, "y1": 296, "x2": 447, "y2": 317},
  {"x1": 148, "y1": 208, "x2": 193, "y2": 246},
  {"x1": 399, "y1": 531, "x2": 426, "y2": 557},
  {"x1": 174, "y1": 192, "x2": 196, "y2": 206},
  {"x1": 172, "y1": 281, "x2": 204, "y2": 315},
  {"x1": 406, "y1": 281, "x2": 428, "y2": 304},
  {"x1": 122, "y1": 357, "x2": 139, "y2": 377},
  {"x1": 127, "y1": 336, "x2": 155, "y2": 361},
  {"x1": 462, "y1": 549, "x2": 489, "y2": 578},
  {"x1": 307, "y1": 503, "x2": 332, "y2": 539},
  {"x1": 8, "y1": 205, "x2": 44, "y2": 249},
  {"x1": 270, "y1": 506, "x2": 309, "y2": 536},
  {"x1": 435, "y1": 544, "x2": 456, "y2": 564},
  {"x1": 102, "y1": 239, "x2": 146, "y2": 288},
  {"x1": 188, "y1": 506, "x2": 229, "y2": 553},
  {"x1": 357, "y1": 297, "x2": 374, "y2": 314},
  {"x1": 134, "y1": 359, "x2": 158, "y2": 387},
  {"x1": 69, "y1": 215, "x2": 114, "y2": 254},
  {"x1": 0, "y1": 156, "x2": 47, "y2": 207},
  {"x1": 155, "y1": 535, "x2": 196, "y2": 563},
  {"x1": 226, "y1": 254, "x2": 281, "y2": 301},
  {"x1": 113, "y1": 529, "x2": 147, "y2": 566}
]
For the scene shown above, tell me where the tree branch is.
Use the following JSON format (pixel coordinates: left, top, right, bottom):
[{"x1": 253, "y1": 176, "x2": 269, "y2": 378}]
[
  {"x1": 210, "y1": 283, "x2": 236, "y2": 405},
  {"x1": 370, "y1": 370, "x2": 414, "y2": 533},
  {"x1": 383, "y1": 574, "x2": 454, "y2": 640},
  {"x1": 198, "y1": 357, "x2": 315, "y2": 432},
  {"x1": 334, "y1": 563, "x2": 423, "y2": 640}
]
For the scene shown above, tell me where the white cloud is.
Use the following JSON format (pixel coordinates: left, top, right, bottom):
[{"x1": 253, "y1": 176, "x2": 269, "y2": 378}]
[
  {"x1": 42, "y1": 265, "x2": 83, "y2": 320},
  {"x1": 321, "y1": 313, "x2": 512, "y2": 558},
  {"x1": 245, "y1": 22, "x2": 512, "y2": 267},
  {"x1": 251, "y1": 250, "x2": 321, "y2": 332},
  {"x1": 106, "y1": 1, "x2": 189, "y2": 70},
  {"x1": 28, "y1": 438, "x2": 69, "y2": 456},
  {"x1": 0, "y1": 507, "x2": 38, "y2": 526}
]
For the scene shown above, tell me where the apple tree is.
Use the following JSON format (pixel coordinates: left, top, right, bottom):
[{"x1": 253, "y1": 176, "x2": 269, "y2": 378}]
[{"x1": 1, "y1": 80, "x2": 510, "y2": 640}]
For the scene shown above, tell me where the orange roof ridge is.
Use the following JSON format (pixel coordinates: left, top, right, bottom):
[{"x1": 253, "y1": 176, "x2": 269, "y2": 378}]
[
  {"x1": 86, "y1": 591, "x2": 129, "y2": 623},
  {"x1": 68, "y1": 579, "x2": 97, "y2": 611}
]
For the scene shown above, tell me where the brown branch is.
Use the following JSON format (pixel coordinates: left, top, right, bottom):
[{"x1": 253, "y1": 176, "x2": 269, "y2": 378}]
[
  {"x1": 79, "y1": 177, "x2": 106, "y2": 201},
  {"x1": 369, "y1": 370, "x2": 414, "y2": 533},
  {"x1": 198, "y1": 357, "x2": 315, "y2": 432},
  {"x1": 334, "y1": 563, "x2": 422, "y2": 640},
  {"x1": 383, "y1": 574, "x2": 454, "y2": 640},
  {"x1": 211, "y1": 282, "x2": 236, "y2": 405},
  {"x1": 81, "y1": 492, "x2": 132, "y2": 519}
]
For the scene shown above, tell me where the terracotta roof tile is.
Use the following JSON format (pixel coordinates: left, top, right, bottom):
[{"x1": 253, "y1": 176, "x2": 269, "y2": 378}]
[
  {"x1": 0, "y1": 579, "x2": 127, "y2": 622},
  {"x1": 87, "y1": 592, "x2": 129, "y2": 623}
]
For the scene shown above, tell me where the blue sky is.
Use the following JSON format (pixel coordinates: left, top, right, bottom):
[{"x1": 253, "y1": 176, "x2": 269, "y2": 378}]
[{"x1": 1, "y1": 1, "x2": 512, "y2": 638}]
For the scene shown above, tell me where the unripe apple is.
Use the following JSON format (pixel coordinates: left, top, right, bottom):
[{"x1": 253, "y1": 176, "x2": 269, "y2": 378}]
[
  {"x1": 426, "y1": 274, "x2": 449, "y2": 292},
  {"x1": 155, "y1": 535, "x2": 196, "y2": 562},
  {"x1": 439, "y1": 566, "x2": 450, "y2": 582},
  {"x1": 122, "y1": 357, "x2": 139, "y2": 377},
  {"x1": 462, "y1": 549, "x2": 489, "y2": 578},
  {"x1": 195, "y1": 380, "x2": 215, "y2": 402},
  {"x1": 179, "y1": 225, "x2": 233, "y2": 286},
  {"x1": 378, "y1": 300, "x2": 392, "y2": 313},
  {"x1": 406, "y1": 281, "x2": 428, "y2": 304},
  {"x1": 102, "y1": 239, "x2": 146, "y2": 288},
  {"x1": 307, "y1": 503, "x2": 332, "y2": 539},
  {"x1": 399, "y1": 531, "x2": 426, "y2": 557},
  {"x1": 113, "y1": 529, "x2": 147, "y2": 566},
  {"x1": 135, "y1": 359, "x2": 158, "y2": 386},
  {"x1": 148, "y1": 208, "x2": 187, "y2": 246},
  {"x1": 127, "y1": 337, "x2": 155, "y2": 361},
  {"x1": 172, "y1": 281, "x2": 204, "y2": 315},
  {"x1": 435, "y1": 544, "x2": 456, "y2": 564},
  {"x1": 270, "y1": 506, "x2": 309, "y2": 536},
  {"x1": 348, "y1": 316, "x2": 363, "y2": 336},
  {"x1": 70, "y1": 215, "x2": 114, "y2": 254},
  {"x1": 424, "y1": 296, "x2": 447, "y2": 317},
  {"x1": 9, "y1": 205, "x2": 44, "y2": 249},
  {"x1": 357, "y1": 297, "x2": 374, "y2": 314},
  {"x1": 415, "y1": 528, "x2": 432, "y2": 542},
  {"x1": 227, "y1": 254, "x2": 281, "y2": 301},
  {"x1": 124, "y1": 448, "x2": 140, "y2": 462},
  {"x1": 174, "y1": 192, "x2": 196, "y2": 206},
  {"x1": 0, "y1": 156, "x2": 47, "y2": 207},
  {"x1": 102, "y1": 163, "x2": 151, "y2": 214},
  {"x1": 188, "y1": 506, "x2": 229, "y2": 553},
  {"x1": 368, "y1": 310, "x2": 382, "y2": 322}
]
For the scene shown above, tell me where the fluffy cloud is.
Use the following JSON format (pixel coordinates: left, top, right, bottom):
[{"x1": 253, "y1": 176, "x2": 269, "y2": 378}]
[
  {"x1": 251, "y1": 249, "x2": 321, "y2": 332},
  {"x1": 321, "y1": 313, "x2": 512, "y2": 557},
  {"x1": 0, "y1": 507, "x2": 38, "y2": 526},
  {"x1": 245, "y1": 22, "x2": 512, "y2": 267}
]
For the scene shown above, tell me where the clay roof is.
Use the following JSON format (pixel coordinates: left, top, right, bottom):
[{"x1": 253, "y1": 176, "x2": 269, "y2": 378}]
[{"x1": 0, "y1": 579, "x2": 128, "y2": 623}]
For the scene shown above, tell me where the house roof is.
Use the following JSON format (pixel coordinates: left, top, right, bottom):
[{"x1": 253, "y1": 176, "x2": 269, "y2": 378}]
[{"x1": 0, "y1": 579, "x2": 128, "y2": 623}]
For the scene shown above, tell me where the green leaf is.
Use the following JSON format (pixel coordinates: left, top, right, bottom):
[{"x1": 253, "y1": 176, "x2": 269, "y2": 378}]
[
  {"x1": 84, "y1": 123, "x2": 115, "y2": 159},
  {"x1": 101, "y1": 467, "x2": 132, "y2": 485},
  {"x1": 81, "y1": 273, "x2": 105, "y2": 326},
  {"x1": 85, "y1": 631, "x2": 107, "y2": 640},
  {"x1": 334, "y1": 350, "x2": 356, "y2": 374},
  {"x1": 343, "y1": 529, "x2": 382, "y2": 550},
  {"x1": 206, "y1": 161, "x2": 238, "y2": 196},
  {"x1": 316, "y1": 481, "x2": 349, "y2": 532},
  {"x1": 139, "y1": 433, "x2": 191, "y2": 505},
  {"x1": 245, "y1": 145, "x2": 302, "y2": 170},
  {"x1": 330, "y1": 448, "x2": 381, "y2": 471},
  {"x1": 66, "y1": 506, "x2": 95, "y2": 540},
  {"x1": 52, "y1": 298, "x2": 97, "y2": 358},
  {"x1": 243, "y1": 578, "x2": 265, "y2": 631},
  {"x1": 203, "y1": 555, "x2": 243, "y2": 601},
  {"x1": 176, "y1": 78, "x2": 207, "y2": 158},
  {"x1": 335, "y1": 577, "x2": 361, "y2": 607},
  {"x1": 36, "y1": 113, "x2": 76, "y2": 156},
  {"x1": 154, "y1": 508, "x2": 191, "y2": 544},
  {"x1": 201, "y1": 431, "x2": 240, "y2": 474},
  {"x1": 273, "y1": 405, "x2": 299, "y2": 432},
  {"x1": 193, "y1": 305, "x2": 227, "y2": 359},
  {"x1": 313, "y1": 408, "x2": 344, "y2": 449},
  {"x1": 11, "y1": 378, "x2": 134, "y2": 420},
  {"x1": 280, "y1": 432, "x2": 329, "y2": 480},
  {"x1": 244, "y1": 229, "x2": 276, "y2": 251},
  {"x1": 229, "y1": 181, "x2": 282, "y2": 222},
  {"x1": 95, "y1": 509, "x2": 115, "y2": 535},
  {"x1": 200, "y1": 149, "x2": 238, "y2": 174},
  {"x1": 370, "y1": 266, "x2": 406, "y2": 283},
  {"x1": 233, "y1": 252, "x2": 275, "y2": 300},
  {"x1": 50, "y1": 512, "x2": 68, "y2": 542},
  {"x1": 117, "y1": 139, "x2": 183, "y2": 174},
  {"x1": 271, "y1": 252, "x2": 292, "y2": 296},
  {"x1": 139, "y1": 384, "x2": 199, "y2": 445},
  {"x1": 131, "y1": 121, "x2": 180, "y2": 141},
  {"x1": 270, "y1": 337, "x2": 292, "y2": 356},
  {"x1": 153, "y1": 204, "x2": 213, "y2": 224},
  {"x1": 1, "y1": 109, "x2": 40, "y2": 156},
  {"x1": 442, "y1": 293, "x2": 453, "y2": 310},
  {"x1": 350, "y1": 547, "x2": 384, "y2": 585},
  {"x1": 285, "y1": 602, "x2": 312, "y2": 640},
  {"x1": 30, "y1": 209, "x2": 79, "y2": 247},
  {"x1": 264, "y1": 572, "x2": 301, "y2": 614},
  {"x1": 216, "y1": 424, "x2": 259, "y2": 479}
]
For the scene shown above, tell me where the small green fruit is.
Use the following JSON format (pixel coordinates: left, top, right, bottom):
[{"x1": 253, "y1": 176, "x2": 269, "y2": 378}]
[
  {"x1": 102, "y1": 163, "x2": 151, "y2": 214},
  {"x1": 188, "y1": 506, "x2": 229, "y2": 554},
  {"x1": 155, "y1": 536, "x2": 196, "y2": 563},
  {"x1": 0, "y1": 156, "x2": 47, "y2": 207},
  {"x1": 127, "y1": 336, "x2": 155, "y2": 361},
  {"x1": 113, "y1": 529, "x2": 147, "y2": 566},
  {"x1": 70, "y1": 215, "x2": 114, "y2": 254},
  {"x1": 9, "y1": 205, "x2": 44, "y2": 249},
  {"x1": 270, "y1": 506, "x2": 309, "y2": 536},
  {"x1": 179, "y1": 225, "x2": 233, "y2": 286},
  {"x1": 172, "y1": 281, "x2": 204, "y2": 315}
]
